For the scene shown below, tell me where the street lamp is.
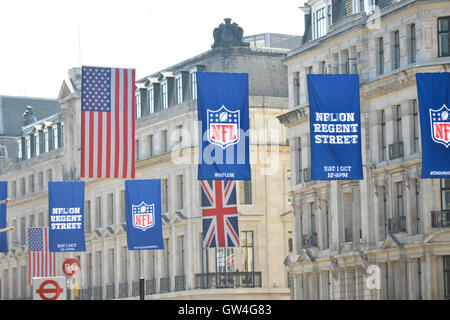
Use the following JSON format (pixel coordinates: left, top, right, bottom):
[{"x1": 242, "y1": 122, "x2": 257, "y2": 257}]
[
  {"x1": 0, "y1": 198, "x2": 11, "y2": 205},
  {"x1": 0, "y1": 227, "x2": 15, "y2": 233}
]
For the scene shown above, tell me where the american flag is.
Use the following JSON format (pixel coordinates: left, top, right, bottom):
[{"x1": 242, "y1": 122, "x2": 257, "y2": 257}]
[
  {"x1": 81, "y1": 66, "x2": 136, "y2": 179},
  {"x1": 201, "y1": 180, "x2": 240, "y2": 248},
  {"x1": 28, "y1": 228, "x2": 55, "y2": 284}
]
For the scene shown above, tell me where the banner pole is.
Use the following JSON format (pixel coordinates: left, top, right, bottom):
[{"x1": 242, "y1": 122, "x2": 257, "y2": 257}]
[{"x1": 139, "y1": 251, "x2": 144, "y2": 300}]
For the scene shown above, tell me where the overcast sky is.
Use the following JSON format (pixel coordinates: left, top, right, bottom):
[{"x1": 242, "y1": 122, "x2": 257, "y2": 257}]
[{"x1": 0, "y1": 0, "x2": 305, "y2": 99}]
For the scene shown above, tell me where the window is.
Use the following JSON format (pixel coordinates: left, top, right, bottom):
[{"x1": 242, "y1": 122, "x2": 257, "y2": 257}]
[
  {"x1": 241, "y1": 231, "x2": 254, "y2": 272},
  {"x1": 239, "y1": 180, "x2": 252, "y2": 205},
  {"x1": 29, "y1": 215, "x2": 35, "y2": 228},
  {"x1": 29, "y1": 175, "x2": 34, "y2": 194},
  {"x1": 161, "y1": 80, "x2": 168, "y2": 110},
  {"x1": 148, "y1": 86, "x2": 155, "y2": 114},
  {"x1": 136, "y1": 90, "x2": 142, "y2": 119},
  {"x1": 413, "y1": 100, "x2": 420, "y2": 153},
  {"x1": 190, "y1": 71, "x2": 197, "y2": 100},
  {"x1": 135, "y1": 139, "x2": 140, "y2": 161},
  {"x1": 396, "y1": 182, "x2": 404, "y2": 217},
  {"x1": 410, "y1": 24, "x2": 416, "y2": 63},
  {"x1": 34, "y1": 132, "x2": 40, "y2": 156},
  {"x1": 44, "y1": 128, "x2": 49, "y2": 152},
  {"x1": 316, "y1": 8, "x2": 326, "y2": 39},
  {"x1": 442, "y1": 179, "x2": 450, "y2": 211},
  {"x1": 438, "y1": 17, "x2": 450, "y2": 57},
  {"x1": 59, "y1": 123, "x2": 64, "y2": 148},
  {"x1": 47, "y1": 168, "x2": 52, "y2": 183},
  {"x1": 381, "y1": 110, "x2": 387, "y2": 161},
  {"x1": 20, "y1": 217, "x2": 25, "y2": 246},
  {"x1": 175, "y1": 75, "x2": 183, "y2": 104},
  {"x1": 17, "y1": 139, "x2": 22, "y2": 160},
  {"x1": 393, "y1": 31, "x2": 400, "y2": 70},
  {"x1": 38, "y1": 172, "x2": 43, "y2": 190},
  {"x1": 444, "y1": 256, "x2": 450, "y2": 300},
  {"x1": 161, "y1": 179, "x2": 169, "y2": 213},
  {"x1": 216, "y1": 248, "x2": 234, "y2": 273},
  {"x1": 20, "y1": 177, "x2": 25, "y2": 196},
  {"x1": 176, "y1": 174, "x2": 184, "y2": 210},
  {"x1": 310, "y1": 202, "x2": 316, "y2": 234},
  {"x1": 161, "y1": 130, "x2": 168, "y2": 153},
  {"x1": 107, "y1": 193, "x2": 114, "y2": 226},
  {"x1": 396, "y1": 105, "x2": 402, "y2": 143},
  {"x1": 85, "y1": 200, "x2": 91, "y2": 233},
  {"x1": 176, "y1": 125, "x2": 183, "y2": 147},
  {"x1": 10, "y1": 181, "x2": 16, "y2": 199},
  {"x1": 53, "y1": 126, "x2": 59, "y2": 149},
  {"x1": 25, "y1": 136, "x2": 31, "y2": 159},
  {"x1": 378, "y1": 37, "x2": 384, "y2": 75},
  {"x1": 163, "y1": 238, "x2": 170, "y2": 277},
  {"x1": 147, "y1": 135, "x2": 153, "y2": 158},
  {"x1": 96, "y1": 196, "x2": 102, "y2": 228},
  {"x1": 38, "y1": 212, "x2": 44, "y2": 227},
  {"x1": 120, "y1": 190, "x2": 126, "y2": 222},
  {"x1": 200, "y1": 233, "x2": 209, "y2": 274},
  {"x1": 177, "y1": 236, "x2": 185, "y2": 276}
]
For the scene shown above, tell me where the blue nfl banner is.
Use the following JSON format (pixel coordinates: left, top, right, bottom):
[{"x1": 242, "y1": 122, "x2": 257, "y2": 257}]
[
  {"x1": 125, "y1": 180, "x2": 164, "y2": 250},
  {"x1": 307, "y1": 74, "x2": 363, "y2": 180},
  {"x1": 416, "y1": 73, "x2": 450, "y2": 178},
  {"x1": 197, "y1": 72, "x2": 250, "y2": 181},
  {"x1": 0, "y1": 182, "x2": 7, "y2": 253},
  {"x1": 48, "y1": 182, "x2": 86, "y2": 252}
]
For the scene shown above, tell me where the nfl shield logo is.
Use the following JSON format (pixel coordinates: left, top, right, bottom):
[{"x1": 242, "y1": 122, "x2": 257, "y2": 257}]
[
  {"x1": 207, "y1": 105, "x2": 240, "y2": 149},
  {"x1": 132, "y1": 202, "x2": 155, "y2": 231},
  {"x1": 430, "y1": 104, "x2": 450, "y2": 148}
]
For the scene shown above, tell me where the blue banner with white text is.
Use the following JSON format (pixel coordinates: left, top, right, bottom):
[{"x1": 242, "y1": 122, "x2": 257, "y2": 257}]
[
  {"x1": 307, "y1": 74, "x2": 363, "y2": 180},
  {"x1": 416, "y1": 73, "x2": 450, "y2": 178},
  {"x1": 48, "y1": 182, "x2": 86, "y2": 252},
  {"x1": 197, "y1": 72, "x2": 250, "y2": 180},
  {"x1": 126, "y1": 180, "x2": 164, "y2": 250},
  {"x1": 0, "y1": 182, "x2": 7, "y2": 253}
]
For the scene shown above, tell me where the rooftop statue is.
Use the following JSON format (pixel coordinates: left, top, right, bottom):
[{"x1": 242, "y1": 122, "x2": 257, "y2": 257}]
[
  {"x1": 23, "y1": 106, "x2": 37, "y2": 126},
  {"x1": 212, "y1": 18, "x2": 250, "y2": 49}
]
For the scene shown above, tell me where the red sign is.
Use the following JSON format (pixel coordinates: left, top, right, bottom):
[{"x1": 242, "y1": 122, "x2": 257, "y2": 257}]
[
  {"x1": 62, "y1": 258, "x2": 81, "y2": 276},
  {"x1": 36, "y1": 280, "x2": 64, "y2": 300}
]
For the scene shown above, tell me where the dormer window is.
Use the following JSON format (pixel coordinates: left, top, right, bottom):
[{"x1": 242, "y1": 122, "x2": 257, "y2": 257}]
[
  {"x1": 136, "y1": 89, "x2": 142, "y2": 119},
  {"x1": 25, "y1": 136, "x2": 31, "y2": 159},
  {"x1": 148, "y1": 85, "x2": 155, "y2": 114},
  {"x1": 175, "y1": 74, "x2": 183, "y2": 104},
  {"x1": 161, "y1": 79, "x2": 168, "y2": 110},
  {"x1": 53, "y1": 125, "x2": 59, "y2": 149},
  {"x1": 34, "y1": 131, "x2": 40, "y2": 156},
  {"x1": 189, "y1": 70, "x2": 197, "y2": 100},
  {"x1": 17, "y1": 139, "x2": 22, "y2": 160},
  {"x1": 44, "y1": 127, "x2": 49, "y2": 152}
]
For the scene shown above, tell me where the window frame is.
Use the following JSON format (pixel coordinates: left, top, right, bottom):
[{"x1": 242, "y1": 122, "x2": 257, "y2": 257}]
[{"x1": 438, "y1": 16, "x2": 450, "y2": 57}]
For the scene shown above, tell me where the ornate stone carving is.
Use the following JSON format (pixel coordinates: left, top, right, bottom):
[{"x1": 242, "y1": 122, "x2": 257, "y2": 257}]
[{"x1": 212, "y1": 18, "x2": 250, "y2": 49}]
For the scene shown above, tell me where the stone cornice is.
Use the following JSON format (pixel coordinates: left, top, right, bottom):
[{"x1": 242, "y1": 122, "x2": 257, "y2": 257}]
[{"x1": 361, "y1": 62, "x2": 450, "y2": 99}]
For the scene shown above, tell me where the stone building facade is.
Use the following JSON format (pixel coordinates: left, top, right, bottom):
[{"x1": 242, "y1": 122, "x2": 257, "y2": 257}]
[
  {"x1": 278, "y1": 0, "x2": 450, "y2": 299},
  {"x1": 0, "y1": 20, "x2": 293, "y2": 300}
]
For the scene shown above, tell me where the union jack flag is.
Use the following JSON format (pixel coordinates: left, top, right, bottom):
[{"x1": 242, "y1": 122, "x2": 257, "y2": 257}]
[{"x1": 201, "y1": 180, "x2": 240, "y2": 248}]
